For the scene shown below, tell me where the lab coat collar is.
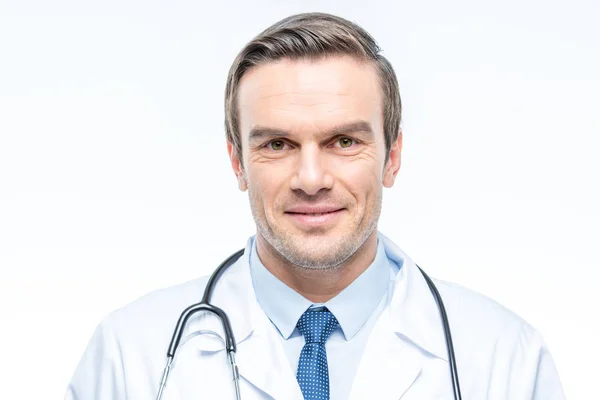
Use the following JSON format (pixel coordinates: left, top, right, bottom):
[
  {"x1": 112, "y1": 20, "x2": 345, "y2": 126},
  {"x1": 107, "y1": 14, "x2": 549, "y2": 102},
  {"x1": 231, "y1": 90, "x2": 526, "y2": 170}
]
[
  {"x1": 183, "y1": 233, "x2": 449, "y2": 363},
  {"x1": 380, "y1": 232, "x2": 449, "y2": 362}
]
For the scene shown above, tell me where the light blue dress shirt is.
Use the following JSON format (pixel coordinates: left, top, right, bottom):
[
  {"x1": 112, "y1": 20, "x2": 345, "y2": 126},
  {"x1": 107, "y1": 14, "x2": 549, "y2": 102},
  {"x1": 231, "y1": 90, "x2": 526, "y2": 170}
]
[{"x1": 249, "y1": 234, "x2": 399, "y2": 400}]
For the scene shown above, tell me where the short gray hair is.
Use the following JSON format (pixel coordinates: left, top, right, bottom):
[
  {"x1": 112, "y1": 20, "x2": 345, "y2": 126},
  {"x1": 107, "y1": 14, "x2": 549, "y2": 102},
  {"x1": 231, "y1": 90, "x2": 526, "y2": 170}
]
[{"x1": 224, "y1": 12, "x2": 401, "y2": 165}]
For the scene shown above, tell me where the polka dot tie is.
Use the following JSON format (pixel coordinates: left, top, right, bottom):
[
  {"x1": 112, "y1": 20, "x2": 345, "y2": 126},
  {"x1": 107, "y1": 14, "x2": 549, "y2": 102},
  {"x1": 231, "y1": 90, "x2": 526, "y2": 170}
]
[{"x1": 295, "y1": 308, "x2": 339, "y2": 400}]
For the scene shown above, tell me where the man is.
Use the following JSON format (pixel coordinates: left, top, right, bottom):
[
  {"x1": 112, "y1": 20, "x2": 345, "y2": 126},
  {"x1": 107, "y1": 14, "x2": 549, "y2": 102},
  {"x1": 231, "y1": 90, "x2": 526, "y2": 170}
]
[{"x1": 66, "y1": 12, "x2": 565, "y2": 400}]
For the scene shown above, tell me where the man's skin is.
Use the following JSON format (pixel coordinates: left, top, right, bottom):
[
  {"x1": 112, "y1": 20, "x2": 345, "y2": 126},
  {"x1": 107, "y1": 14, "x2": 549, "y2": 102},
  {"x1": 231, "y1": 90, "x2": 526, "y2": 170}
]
[{"x1": 227, "y1": 55, "x2": 402, "y2": 303}]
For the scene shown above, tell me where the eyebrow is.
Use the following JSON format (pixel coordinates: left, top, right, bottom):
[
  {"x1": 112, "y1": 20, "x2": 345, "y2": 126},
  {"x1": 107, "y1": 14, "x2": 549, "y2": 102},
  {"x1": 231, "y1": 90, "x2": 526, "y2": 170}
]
[{"x1": 248, "y1": 121, "x2": 375, "y2": 142}]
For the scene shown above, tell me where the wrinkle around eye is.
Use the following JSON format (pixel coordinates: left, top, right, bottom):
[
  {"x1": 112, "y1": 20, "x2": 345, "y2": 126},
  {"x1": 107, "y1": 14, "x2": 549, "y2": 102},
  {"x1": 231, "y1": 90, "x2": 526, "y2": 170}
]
[{"x1": 248, "y1": 141, "x2": 296, "y2": 162}]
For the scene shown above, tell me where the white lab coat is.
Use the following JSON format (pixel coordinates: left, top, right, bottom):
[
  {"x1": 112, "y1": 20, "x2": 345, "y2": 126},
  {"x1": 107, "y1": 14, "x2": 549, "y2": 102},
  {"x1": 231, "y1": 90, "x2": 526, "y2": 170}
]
[{"x1": 66, "y1": 234, "x2": 565, "y2": 399}]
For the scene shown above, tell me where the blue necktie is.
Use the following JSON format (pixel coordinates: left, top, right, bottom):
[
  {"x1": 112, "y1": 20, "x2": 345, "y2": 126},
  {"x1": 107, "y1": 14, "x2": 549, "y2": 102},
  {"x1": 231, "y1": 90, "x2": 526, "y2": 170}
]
[{"x1": 296, "y1": 308, "x2": 339, "y2": 400}]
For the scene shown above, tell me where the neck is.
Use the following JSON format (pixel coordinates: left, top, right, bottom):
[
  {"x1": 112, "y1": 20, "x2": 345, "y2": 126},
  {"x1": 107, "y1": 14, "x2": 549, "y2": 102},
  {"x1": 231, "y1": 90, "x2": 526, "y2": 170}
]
[{"x1": 255, "y1": 232, "x2": 379, "y2": 303}]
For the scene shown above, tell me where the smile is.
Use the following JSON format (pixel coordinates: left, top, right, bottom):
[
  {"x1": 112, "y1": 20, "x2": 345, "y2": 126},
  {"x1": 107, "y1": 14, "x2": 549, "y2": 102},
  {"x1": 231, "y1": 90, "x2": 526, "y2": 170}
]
[{"x1": 284, "y1": 208, "x2": 345, "y2": 228}]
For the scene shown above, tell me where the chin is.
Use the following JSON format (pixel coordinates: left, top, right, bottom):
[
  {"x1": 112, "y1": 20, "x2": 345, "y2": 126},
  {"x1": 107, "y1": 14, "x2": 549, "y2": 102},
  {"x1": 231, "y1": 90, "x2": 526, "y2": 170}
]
[{"x1": 278, "y1": 231, "x2": 360, "y2": 270}]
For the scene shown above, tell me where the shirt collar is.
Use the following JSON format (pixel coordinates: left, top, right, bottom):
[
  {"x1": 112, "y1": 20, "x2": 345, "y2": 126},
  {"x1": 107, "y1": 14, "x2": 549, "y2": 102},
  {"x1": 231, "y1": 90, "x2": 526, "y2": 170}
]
[{"x1": 249, "y1": 233, "x2": 392, "y2": 341}]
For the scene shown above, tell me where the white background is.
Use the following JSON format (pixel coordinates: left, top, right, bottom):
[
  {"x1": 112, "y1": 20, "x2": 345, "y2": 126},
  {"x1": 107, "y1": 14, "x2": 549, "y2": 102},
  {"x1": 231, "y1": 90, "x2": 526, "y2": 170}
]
[{"x1": 1, "y1": 0, "x2": 598, "y2": 398}]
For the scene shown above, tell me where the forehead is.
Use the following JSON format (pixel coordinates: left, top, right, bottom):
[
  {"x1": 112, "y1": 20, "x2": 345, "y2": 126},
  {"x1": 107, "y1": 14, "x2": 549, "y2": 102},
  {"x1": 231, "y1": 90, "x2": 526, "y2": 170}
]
[{"x1": 236, "y1": 56, "x2": 383, "y2": 138}]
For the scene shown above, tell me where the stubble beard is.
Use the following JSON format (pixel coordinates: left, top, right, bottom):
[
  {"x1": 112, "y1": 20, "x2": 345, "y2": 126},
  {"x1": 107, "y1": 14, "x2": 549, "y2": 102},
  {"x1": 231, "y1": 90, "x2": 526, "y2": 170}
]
[{"x1": 248, "y1": 183, "x2": 383, "y2": 271}]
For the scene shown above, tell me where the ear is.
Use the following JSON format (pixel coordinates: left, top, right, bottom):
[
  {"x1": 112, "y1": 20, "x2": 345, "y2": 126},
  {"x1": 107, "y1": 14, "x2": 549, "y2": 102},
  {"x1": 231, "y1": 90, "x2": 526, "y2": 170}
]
[
  {"x1": 383, "y1": 130, "x2": 402, "y2": 188},
  {"x1": 227, "y1": 141, "x2": 248, "y2": 191}
]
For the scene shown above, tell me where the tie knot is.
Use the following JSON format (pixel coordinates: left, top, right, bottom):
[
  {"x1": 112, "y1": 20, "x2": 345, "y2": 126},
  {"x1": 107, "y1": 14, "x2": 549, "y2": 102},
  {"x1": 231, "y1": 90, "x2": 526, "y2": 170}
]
[{"x1": 296, "y1": 308, "x2": 339, "y2": 344}]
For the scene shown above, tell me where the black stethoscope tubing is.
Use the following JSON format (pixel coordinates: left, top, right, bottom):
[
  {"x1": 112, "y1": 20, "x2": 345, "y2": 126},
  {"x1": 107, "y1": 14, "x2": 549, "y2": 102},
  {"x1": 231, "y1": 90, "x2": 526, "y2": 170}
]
[
  {"x1": 157, "y1": 249, "x2": 462, "y2": 400},
  {"x1": 417, "y1": 265, "x2": 462, "y2": 400}
]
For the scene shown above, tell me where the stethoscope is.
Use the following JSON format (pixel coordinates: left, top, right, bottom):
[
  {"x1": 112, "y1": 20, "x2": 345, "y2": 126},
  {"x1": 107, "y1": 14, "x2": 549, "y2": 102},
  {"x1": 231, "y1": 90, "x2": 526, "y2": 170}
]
[{"x1": 156, "y1": 249, "x2": 463, "y2": 400}]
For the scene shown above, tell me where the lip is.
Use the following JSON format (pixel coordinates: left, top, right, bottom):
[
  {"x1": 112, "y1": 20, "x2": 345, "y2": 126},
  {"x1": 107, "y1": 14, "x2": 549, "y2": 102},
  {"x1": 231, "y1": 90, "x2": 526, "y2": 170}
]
[
  {"x1": 284, "y1": 206, "x2": 345, "y2": 228},
  {"x1": 285, "y1": 205, "x2": 344, "y2": 214}
]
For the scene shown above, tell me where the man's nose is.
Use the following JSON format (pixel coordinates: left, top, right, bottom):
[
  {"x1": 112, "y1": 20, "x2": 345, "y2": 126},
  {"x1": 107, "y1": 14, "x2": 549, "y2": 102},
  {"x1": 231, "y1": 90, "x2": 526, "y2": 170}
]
[{"x1": 289, "y1": 145, "x2": 334, "y2": 195}]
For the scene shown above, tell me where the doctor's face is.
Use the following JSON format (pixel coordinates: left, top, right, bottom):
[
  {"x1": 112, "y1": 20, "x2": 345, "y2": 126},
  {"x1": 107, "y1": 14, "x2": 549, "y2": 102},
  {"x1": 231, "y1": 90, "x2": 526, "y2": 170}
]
[{"x1": 229, "y1": 56, "x2": 401, "y2": 270}]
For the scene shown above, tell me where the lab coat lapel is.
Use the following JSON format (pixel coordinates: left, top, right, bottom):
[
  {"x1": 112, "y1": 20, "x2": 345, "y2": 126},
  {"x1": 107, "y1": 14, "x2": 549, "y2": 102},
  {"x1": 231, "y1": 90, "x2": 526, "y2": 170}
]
[
  {"x1": 349, "y1": 234, "x2": 450, "y2": 400},
  {"x1": 348, "y1": 306, "x2": 423, "y2": 400},
  {"x1": 183, "y1": 238, "x2": 302, "y2": 400},
  {"x1": 382, "y1": 233, "x2": 449, "y2": 363},
  {"x1": 236, "y1": 308, "x2": 304, "y2": 400}
]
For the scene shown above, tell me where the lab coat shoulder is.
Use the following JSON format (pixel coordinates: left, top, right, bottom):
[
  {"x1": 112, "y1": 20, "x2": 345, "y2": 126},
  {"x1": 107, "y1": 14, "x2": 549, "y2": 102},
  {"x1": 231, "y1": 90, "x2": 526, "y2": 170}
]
[
  {"x1": 65, "y1": 275, "x2": 212, "y2": 400},
  {"x1": 432, "y1": 279, "x2": 565, "y2": 399}
]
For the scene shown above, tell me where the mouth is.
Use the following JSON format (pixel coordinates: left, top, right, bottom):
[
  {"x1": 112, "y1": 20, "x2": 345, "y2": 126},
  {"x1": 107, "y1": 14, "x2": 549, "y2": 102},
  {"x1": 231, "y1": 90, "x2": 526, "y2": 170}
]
[{"x1": 284, "y1": 207, "x2": 345, "y2": 228}]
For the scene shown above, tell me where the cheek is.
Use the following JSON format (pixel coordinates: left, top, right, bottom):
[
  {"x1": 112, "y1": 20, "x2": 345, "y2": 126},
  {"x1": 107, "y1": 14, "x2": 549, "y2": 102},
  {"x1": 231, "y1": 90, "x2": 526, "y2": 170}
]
[
  {"x1": 333, "y1": 159, "x2": 382, "y2": 206},
  {"x1": 338, "y1": 165, "x2": 381, "y2": 219},
  {"x1": 247, "y1": 164, "x2": 290, "y2": 208}
]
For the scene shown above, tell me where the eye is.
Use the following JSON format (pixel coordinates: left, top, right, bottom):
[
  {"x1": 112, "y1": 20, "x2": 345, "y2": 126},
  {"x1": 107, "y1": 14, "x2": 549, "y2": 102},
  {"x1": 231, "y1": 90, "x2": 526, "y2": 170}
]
[
  {"x1": 338, "y1": 137, "x2": 354, "y2": 148},
  {"x1": 268, "y1": 140, "x2": 286, "y2": 150}
]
